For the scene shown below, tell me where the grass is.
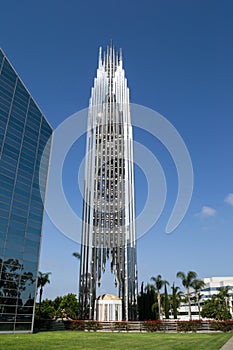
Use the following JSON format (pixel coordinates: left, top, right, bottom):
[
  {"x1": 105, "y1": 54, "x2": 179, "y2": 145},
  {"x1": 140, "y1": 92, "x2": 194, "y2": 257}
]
[{"x1": 0, "y1": 331, "x2": 232, "y2": 350}]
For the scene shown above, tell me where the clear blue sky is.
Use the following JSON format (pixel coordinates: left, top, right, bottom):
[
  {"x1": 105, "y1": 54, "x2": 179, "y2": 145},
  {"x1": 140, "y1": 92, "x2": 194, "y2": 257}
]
[{"x1": 1, "y1": 0, "x2": 233, "y2": 298}]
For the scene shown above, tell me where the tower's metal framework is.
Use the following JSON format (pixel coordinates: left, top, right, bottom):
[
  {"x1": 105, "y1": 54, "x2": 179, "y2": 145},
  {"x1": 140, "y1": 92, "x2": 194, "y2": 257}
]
[{"x1": 79, "y1": 45, "x2": 138, "y2": 321}]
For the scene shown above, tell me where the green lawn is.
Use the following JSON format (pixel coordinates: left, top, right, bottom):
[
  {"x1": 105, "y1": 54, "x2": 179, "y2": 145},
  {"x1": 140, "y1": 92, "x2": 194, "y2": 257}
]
[{"x1": 0, "y1": 332, "x2": 232, "y2": 350}]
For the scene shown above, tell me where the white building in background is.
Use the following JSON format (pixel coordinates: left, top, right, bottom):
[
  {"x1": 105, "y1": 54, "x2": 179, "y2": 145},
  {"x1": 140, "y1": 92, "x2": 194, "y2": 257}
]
[
  {"x1": 178, "y1": 276, "x2": 233, "y2": 320},
  {"x1": 201, "y1": 276, "x2": 233, "y2": 302}
]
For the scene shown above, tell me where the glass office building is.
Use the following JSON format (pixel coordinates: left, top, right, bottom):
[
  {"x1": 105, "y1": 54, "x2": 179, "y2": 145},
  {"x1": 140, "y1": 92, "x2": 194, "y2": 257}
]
[{"x1": 0, "y1": 48, "x2": 52, "y2": 332}]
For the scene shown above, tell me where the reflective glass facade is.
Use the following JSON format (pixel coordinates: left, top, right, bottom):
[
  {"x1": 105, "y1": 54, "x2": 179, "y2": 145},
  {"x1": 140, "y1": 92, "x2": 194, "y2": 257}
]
[
  {"x1": 79, "y1": 46, "x2": 137, "y2": 321},
  {"x1": 0, "y1": 49, "x2": 52, "y2": 332}
]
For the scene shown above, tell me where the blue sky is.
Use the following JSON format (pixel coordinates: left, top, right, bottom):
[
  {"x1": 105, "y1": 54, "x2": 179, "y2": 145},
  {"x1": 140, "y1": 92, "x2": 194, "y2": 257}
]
[{"x1": 1, "y1": 0, "x2": 233, "y2": 298}]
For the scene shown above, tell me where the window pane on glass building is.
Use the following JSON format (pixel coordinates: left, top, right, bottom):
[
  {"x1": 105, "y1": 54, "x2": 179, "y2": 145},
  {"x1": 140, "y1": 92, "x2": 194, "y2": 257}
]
[{"x1": 0, "y1": 49, "x2": 52, "y2": 333}]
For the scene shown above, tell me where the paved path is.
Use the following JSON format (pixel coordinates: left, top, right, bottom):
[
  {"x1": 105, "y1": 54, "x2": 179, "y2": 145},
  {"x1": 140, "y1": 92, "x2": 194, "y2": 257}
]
[{"x1": 220, "y1": 335, "x2": 233, "y2": 349}]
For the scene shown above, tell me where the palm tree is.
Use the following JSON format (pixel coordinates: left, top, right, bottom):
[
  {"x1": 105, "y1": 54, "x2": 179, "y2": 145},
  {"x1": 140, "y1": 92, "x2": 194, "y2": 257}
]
[
  {"x1": 171, "y1": 283, "x2": 183, "y2": 319},
  {"x1": 37, "y1": 271, "x2": 51, "y2": 318},
  {"x1": 191, "y1": 279, "x2": 206, "y2": 319},
  {"x1": 73, "y1": 252, "x2": 81, "y2": 260},
  {"x1": 217, "y1": 286, "x2": 231, "y2": 311},
  {"x1": 176, "y1": 271, "x2": 197, "y2": 320},
  {"x1": 151, "y1": 275, "x2": 165, "y2": 320}
]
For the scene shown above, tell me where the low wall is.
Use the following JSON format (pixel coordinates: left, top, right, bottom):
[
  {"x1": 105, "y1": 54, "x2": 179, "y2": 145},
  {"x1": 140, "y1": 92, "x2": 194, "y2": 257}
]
[{"x1": 34, "y1": 319, "x2": 233, "y2": 333}]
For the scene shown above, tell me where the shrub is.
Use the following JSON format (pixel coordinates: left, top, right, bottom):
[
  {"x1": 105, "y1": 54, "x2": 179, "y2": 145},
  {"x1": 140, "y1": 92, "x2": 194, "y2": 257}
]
[
  {"x1": 143, "y1": 320, "x2": 162, "y2": 332},
  {"x1": 64, "y1": 320, "x2": 102, "y2": 331},
  {"x1": 85, "y1": 321, "x2": 102, "y2": 331},
  {"x1": 114, "y1": 321, "x2": 128, "y2": 331},
  {"x1": 177, "y1": 320, "x2": 202, "y2": 333},
  {"x1": 35, "y1": 299, "x2": 55, "y2": 319},
  {"x1": 64, "y1": 320, "x2": 85, "y2": 331},
  {"x1": 34, "y1": 319, "x2": 53, "y2": 331},
  {"x1": 210, "y1": 320, "x2": 233, "y2": 332}
]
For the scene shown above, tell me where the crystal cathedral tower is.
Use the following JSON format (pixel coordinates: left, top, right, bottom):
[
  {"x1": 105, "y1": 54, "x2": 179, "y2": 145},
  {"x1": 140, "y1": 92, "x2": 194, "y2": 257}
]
[{"x1": 79, "y1": 44, "x2": 138, "y2": 321}]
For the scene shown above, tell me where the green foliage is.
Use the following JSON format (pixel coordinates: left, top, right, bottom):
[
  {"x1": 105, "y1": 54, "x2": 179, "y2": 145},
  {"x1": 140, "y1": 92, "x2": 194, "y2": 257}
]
[
  {"x1": 0, "y1": 258, "x2": 35, "y2": 313},
  {"x1": 210, "y1": 320, "x2": 233, "y2": 332},
  {"x1": 72, "y1": 252, "x2": 81, "y2": 259},
  {"x1": 37, "y1": 271, "x2": 52, "y2": 319},
  {"x1": 171, "y1": 283, "x2": 182, "y2": 319},
  {"x1": 192, "y1": 279, "x2": 206, "y2": 319},
  {"x1": 164, "y1": 284, "x2": 169, "y2": 319},
  {"x1": 34, "y1": 319, "x2": 53, "y2": 331},
  {"x1": 34, "y1": 293, "x2": 79, "y2": 320},
  {"x1": 53, "y1": 296, "x2": 63, "y2": 311},
  {"x1": 140, "y1": 272, "x2": 232, "y2": 323},
  {"x1": 64, "y1": 320, "x2": 102, "y2": 331},
  {"x1": 143, "y1": 320, "x2": 162, "y2": 332},
  {"x1": 201, "y1": 287, "x2": 232, "y2": 321},
  {"x1": 151, "y1": 275, "x2": 169, "y2": 320},
  {"x1": 176, "y1": 271, "x2": 198, "y2": 320},
  {"x1": 57, "y1": 293, "x2": 79, "y2": 319},
  {"x1": 151, "y1": 275, "x2": 164, "y2": 292},
  {"x1": 201, "y1": 295, "x2": 232, "y2": 320},
  {"x1": 64, "y1": 320, "x2": 85, "y2": 330},
  {"x1": 1, "y1": 332, "x2": 232, "y2": 350},
  {"x1": 35, "y1": 299, "x2": 55, "y2": 319},
  {"x1": 192, "y1": 279, "x2": 206, "y2": 292},
  {"x1": 138, "y1": 283, "x2": 157, "y2": 320},
  {"x1": 176, "y1": 271, "x2": 197, "y2": 289},
  {"x1": 37, "y1": 272, "x2": 51, "y2": 290},
  {"x1": 113, "y1": 321, "x2": 128, "y2": 331},
  {"x1": 151, "y1": 300, "x2": 159, "y2": 320},
  {"x1": 177, "y1": 320, "x2": 202, "y2": 333}
]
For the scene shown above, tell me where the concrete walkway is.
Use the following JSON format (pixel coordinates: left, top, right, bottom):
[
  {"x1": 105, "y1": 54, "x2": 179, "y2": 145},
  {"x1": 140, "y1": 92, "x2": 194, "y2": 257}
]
[{"x1": 220, "y1": 335, "x2": 233, "y2": 349}]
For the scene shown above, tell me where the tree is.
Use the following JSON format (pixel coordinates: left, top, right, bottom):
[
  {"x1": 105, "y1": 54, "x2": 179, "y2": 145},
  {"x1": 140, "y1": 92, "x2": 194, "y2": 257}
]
[
  {"x1": 37, "y1": 272, "x2": 51, "y2": 319},
  {"x1": 151, "y1": 275, "x2": 165, "y2": 320},
  {"x1": 164, "y1": 281, "x2": 170, "y2": 319},
  {"x1": 53, "y1": 296, "x2": 63, "y2": 312},
  {"x1": 35, "y1": 299, "x2": 55, "y2": 319},
  {"x1": 201, "y1": 294, "x2": 231, "y2": 320},
  {"x1": 171, "y1": 283, "x2": 183, "y2": 319},
  {"x1": 191, "y1": 279, "x2": 206, "y2": 319},
  {"x1": 144, "y1": 283, "x2": 156, "y2": 320},
  {"x1": 176, "y1": 271, "x2": 197, "y2": 320},
  {"x1": 217, "y1": 286, "x2": 231, "y2": 311},
  {"x1": 57, "y1": 293, "x2": 79, "y2": 319},
  {"x1": 34, "y1": 293, "x2": 79, "y2": 320},
  {"x1": 0, "y1": 258, "x2": 35, "y2": 313},
  {"x1": 137, "y1": 282, "x2": 145, "y2": 320},
  {"x1": 139, "y1": 283, "x2": 157, "y2": 320},
  {"x1": 73, "y1": 252, "x2": 81, "y2": 260}
]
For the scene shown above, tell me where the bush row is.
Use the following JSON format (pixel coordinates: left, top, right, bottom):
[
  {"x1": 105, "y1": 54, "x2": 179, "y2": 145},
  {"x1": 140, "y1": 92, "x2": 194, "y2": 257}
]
[
  {"x1": 64, "y1": 320, "x2": 103, "y2": 331},
  {"x1": 143, "y1": 320, "x2": 202, "y2": 332},
  {"x1": 144, "y1": 320, "x2": 233, "y2": 333},
  {"x1": 210, "y1": 320, "x2": 233, "y2": 332},
  {"x1": 34, "y1": 319, "x2": 233, "y2": 333}
]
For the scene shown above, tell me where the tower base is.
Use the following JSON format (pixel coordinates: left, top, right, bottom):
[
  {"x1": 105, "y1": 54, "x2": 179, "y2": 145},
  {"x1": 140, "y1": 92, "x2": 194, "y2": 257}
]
[{"x1": 94, "y1": 294, "x2": 122, "y2": 322}]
